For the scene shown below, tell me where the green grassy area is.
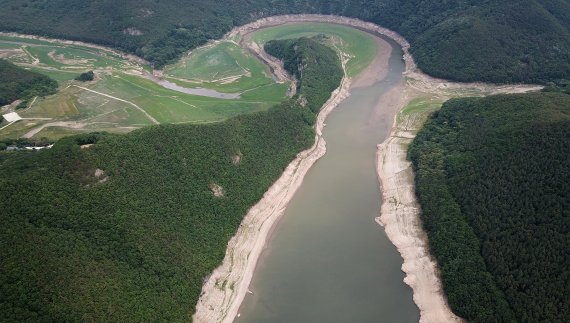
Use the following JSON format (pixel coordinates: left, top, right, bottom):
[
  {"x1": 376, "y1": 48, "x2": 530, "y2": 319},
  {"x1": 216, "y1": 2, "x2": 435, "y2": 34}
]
[
  {"x1": 250, "y1": 23, "x2": 378, "y2": 77},
  {"x1": 163, "y1": 41, "x2": 277, "y2": 94},
  {"x1": 0, "y1": 36, "x2": 291, "y2": 140},
  {"x1": 32, "y1": 126, "x2": 90, "y2": 140},
  {"x1": 0, "y1": 42, "x2": 21, "y2": 49},
  {"x1": 165, "y1": 42, "x2": 251, "y2": 81},
  {"x1": 25, "y1": 45, "x2": 128, "y2": 71},
  {"x1": 397, "y1": 97, "x2": 443, "y2": 129},
  {"x1": 0, "y1": 120, "x2": 37, "y2": 138}
]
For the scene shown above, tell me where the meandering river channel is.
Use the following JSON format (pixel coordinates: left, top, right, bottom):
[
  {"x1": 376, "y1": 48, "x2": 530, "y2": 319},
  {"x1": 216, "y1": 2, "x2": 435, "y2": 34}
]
[{"x1": 235, "y1": 35, "x2": 419, "y2": 322}]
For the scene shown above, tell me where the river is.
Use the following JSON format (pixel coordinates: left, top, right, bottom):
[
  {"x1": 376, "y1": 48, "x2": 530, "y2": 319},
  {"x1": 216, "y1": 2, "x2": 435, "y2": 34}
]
[{"x1": 235, "y1": 35, "x2": 419, "y2": 322}]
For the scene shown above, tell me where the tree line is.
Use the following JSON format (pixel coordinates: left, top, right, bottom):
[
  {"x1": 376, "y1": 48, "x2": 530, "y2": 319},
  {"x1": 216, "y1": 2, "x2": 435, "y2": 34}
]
[
  {"x1": 0, "y1": 59, "x2": 57, "y2": 106},
  {"x1": 0, "y1": 0, "x2": 568, "y2": 83}
]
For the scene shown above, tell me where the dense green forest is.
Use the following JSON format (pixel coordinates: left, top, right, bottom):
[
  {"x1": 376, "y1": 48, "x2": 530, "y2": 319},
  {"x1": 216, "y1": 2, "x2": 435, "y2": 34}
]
[
  {"x1": 544, "y1": 79, "x2": 570, "y2": 94},
  {"x1": 265, "y1": 36, "x2": 343, "y2": 114},
  {"x1": 0, "y1": 59, "x2": 57, "y2": 105},
  {"x1": 0, "y1": 0, "x2": 568, "y2": 83},
  {"x1": 0, "y1": 37, "x2": 342, "y2": 321},
  {"x1": 409, "y1": 92, "x2": 570, "y2": 322}
]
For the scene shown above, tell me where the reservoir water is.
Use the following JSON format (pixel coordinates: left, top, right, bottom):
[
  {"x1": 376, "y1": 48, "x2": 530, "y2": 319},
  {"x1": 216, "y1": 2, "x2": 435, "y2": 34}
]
[{"x1": 236, "y1": 36, "x2": 419, "y2": 322}]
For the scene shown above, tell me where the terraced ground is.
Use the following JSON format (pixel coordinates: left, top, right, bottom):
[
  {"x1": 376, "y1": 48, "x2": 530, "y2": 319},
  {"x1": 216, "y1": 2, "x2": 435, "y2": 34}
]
[
  {"x1": 0, "y1": 35, "x2": 286, "y2": 139},
  {"x1": 0, "y1": 23, "x2": 376, "y2": 140}
]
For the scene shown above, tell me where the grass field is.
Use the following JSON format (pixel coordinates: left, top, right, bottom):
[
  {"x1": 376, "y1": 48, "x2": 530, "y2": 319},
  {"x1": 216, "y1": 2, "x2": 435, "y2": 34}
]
[
  {"x1": 163, "y1": 40, "x2": 277, "y2": 94},
  {"x1": 248, "y1": 23, "x2": 378, "y2": 77},
  {"x1": 397, "y1": 97, "x2": 443, "y2": 129},
  {"x1": 0, "y1": 35, "x2": 289, "y2": 140},
  {"x1": 1, "y1": 23, "x2": 378, "y2": 141}
]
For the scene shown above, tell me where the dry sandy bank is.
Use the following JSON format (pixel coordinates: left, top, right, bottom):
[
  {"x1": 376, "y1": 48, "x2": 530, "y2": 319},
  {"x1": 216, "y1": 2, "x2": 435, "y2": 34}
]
[
  {"x1": 375, "y1": 58, "x2": 541, "y2": 323},
  {"x1": 375, "y1": 83, "x2": 464, "y2": 323}
]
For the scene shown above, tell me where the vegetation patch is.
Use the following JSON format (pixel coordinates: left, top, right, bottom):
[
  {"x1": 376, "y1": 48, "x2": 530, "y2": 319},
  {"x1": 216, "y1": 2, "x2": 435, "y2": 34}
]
[
  {"x1": 75, "y1": 71, "x2": 94, "y2": 82},
  {"x1": 265, "y1": 36, "x2": 343, "y2": 115},
  {"x1": 252, "y1": 23, "x2": 377, "y2": 77},
  {"x1": 0, "y1": 59, "x2": 57, "y2": 105}
]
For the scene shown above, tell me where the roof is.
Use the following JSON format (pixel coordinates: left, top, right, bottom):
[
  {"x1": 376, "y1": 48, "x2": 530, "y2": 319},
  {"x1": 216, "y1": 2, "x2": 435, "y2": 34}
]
[{"x1": 2, "y1": 112, "x2": 22, "y2": 123}]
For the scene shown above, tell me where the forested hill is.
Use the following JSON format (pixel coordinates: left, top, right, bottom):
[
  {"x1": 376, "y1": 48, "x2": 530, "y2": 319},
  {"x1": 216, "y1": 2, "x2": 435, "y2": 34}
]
[
  {"x1": 409, "y1": 92, "x2": 570, "y2": 322},
  {"x1": 265, "y1": 37, "x2": 343, "y2": 114},
  {"x1": 0, "y1": 37, "x2": 341, "y2": 321},
  {"x1": 0, "y1": 59, "x2": 57, "y2": 106},
  {"x1": 0, "y1": 0, "x2": 568, "y2": 83}
]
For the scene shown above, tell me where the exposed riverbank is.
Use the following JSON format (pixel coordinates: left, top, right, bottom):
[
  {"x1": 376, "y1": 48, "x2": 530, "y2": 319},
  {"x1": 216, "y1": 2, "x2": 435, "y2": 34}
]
[
  {"x1": 375, "y1": 84, "x2": 463, "y2": 323},
  {"x1": 375, "y1": 83, "x2": 540, "y2": 323},
  {"x1": 193, "y1": 14, "x2": 543, "y2": 323}
]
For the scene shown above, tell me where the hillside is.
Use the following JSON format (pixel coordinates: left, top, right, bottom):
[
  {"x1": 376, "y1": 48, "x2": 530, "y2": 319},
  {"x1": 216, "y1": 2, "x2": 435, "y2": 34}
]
[
  {"x1": 0, "y1": 1, "x2": 568, "y2": 83},
  {"x1": 0, "y1": 59, "x2": 57, "y2": 106},
  {"x1": 265, "y1": 36, "x2": 343, "y2": 114},
  {"x1": 408, "y1": 92, "x2": 570, "y2": 322},
  {"x1": 374, "y1": 0, "x2": 570, "y2": 83},
  {"x1": 0, "y1": 37, "x2": 342, "y2": 321}
]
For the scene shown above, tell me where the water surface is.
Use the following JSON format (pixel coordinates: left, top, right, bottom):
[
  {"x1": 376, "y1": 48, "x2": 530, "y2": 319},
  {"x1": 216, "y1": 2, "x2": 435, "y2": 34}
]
[
  {"x1": 236, "y1": 36, "x2": 419, "y2": 322},
  {"x1": 155, "y1": 79, "x2": 241, "y2": 99},
  {"x1": 141, "y1": 73, "x2": 241, "y2": 99}
]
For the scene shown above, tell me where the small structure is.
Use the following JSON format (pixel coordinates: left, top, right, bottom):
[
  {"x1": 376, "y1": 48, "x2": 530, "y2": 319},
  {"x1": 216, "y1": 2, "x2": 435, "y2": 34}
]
[
  {"x1": 25, "y1": 144, "x2": 54, "y2": 151},
  {"x1": 2, "y1": 112, "x2": 22, "y2": 123}
]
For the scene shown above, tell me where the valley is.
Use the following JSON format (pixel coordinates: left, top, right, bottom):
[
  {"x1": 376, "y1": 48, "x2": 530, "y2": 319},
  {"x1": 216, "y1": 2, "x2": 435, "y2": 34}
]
[{"x1": 0, "y1": 5, "x2": 567, "y2": 323}]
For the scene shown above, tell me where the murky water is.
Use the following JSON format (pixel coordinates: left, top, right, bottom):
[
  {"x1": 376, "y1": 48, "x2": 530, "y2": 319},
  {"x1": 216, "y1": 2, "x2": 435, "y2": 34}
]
[
  {"x1": 236, "y1": 37, "x2": 419, "y2": 322},
  {"x1": 155, "y1": 79, "x2": 241, "y2": 99},
  {"x1": 141, "y1": 73, "x2": 241, "y2": 99}
]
